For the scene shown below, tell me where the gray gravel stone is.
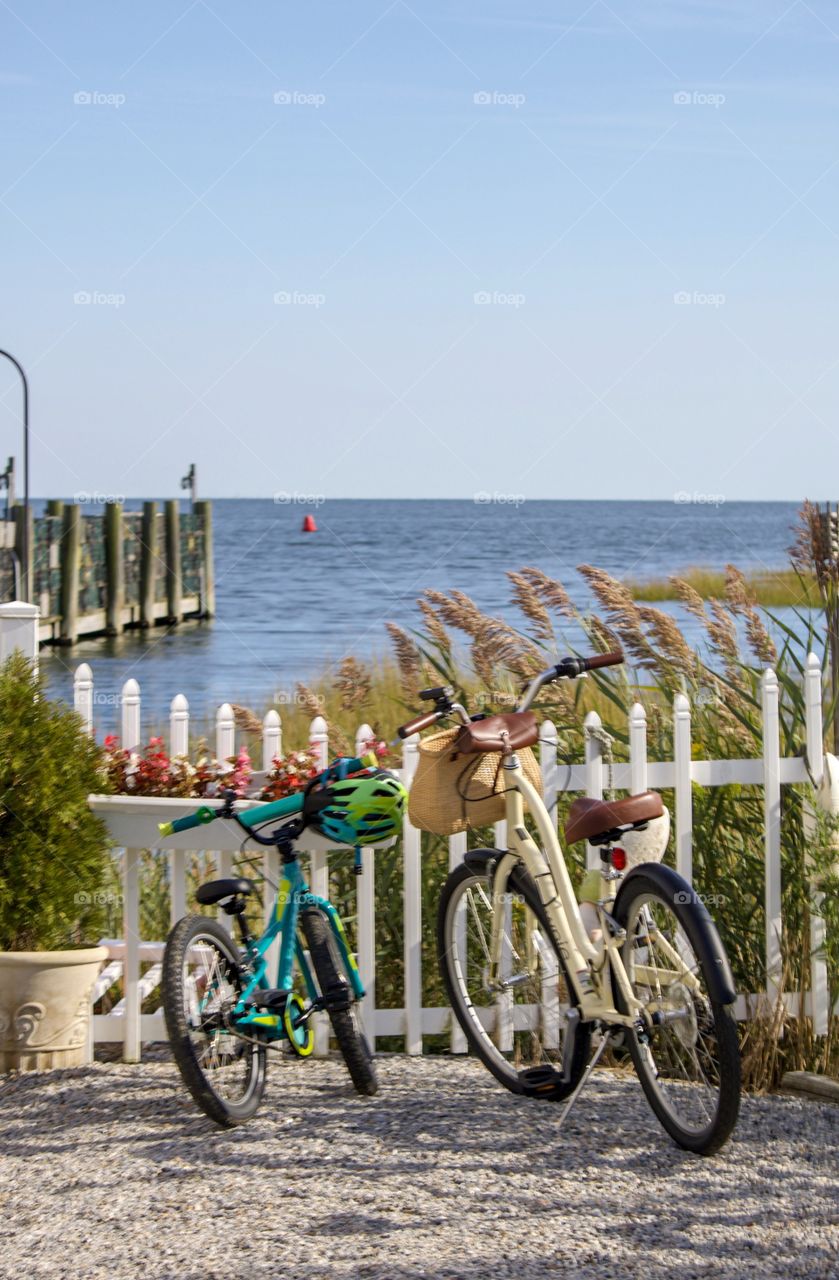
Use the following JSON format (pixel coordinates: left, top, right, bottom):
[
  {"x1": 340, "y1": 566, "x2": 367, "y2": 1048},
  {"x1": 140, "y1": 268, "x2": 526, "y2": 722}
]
[{"x1": 1, "y1": 1056, "x2": 837, "y2": 1279}]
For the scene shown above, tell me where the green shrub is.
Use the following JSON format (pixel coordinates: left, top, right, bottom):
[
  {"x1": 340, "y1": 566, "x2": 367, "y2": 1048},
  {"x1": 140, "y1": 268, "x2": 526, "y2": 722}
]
[{"x1": 0, "y1": 653, "x2": 110, "y2": 951}]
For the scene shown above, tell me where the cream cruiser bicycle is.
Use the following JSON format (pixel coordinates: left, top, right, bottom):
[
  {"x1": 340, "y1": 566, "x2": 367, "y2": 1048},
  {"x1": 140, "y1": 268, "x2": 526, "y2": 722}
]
[{"x1": 398, "y1": 652, "x2": 741, "y2": 1156}]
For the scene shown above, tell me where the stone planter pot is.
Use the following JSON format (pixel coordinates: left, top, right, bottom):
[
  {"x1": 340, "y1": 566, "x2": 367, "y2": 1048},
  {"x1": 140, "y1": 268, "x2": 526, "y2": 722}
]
[{"x1": 0, "y1": 947, "x2": 107, "y2": 1071}]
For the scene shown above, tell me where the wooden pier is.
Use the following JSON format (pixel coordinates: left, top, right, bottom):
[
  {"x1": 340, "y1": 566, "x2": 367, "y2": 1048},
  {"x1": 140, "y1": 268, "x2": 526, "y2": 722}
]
[{"x1": 0, "y1": 499, "x2": 214, "y2": 644}]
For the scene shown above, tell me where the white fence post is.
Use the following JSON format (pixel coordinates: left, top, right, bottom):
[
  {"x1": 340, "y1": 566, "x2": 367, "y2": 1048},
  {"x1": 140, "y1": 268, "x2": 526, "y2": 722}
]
[
  {"x1": 803, "y1": 652, "x2": 828, "y2": 1034},
  {"x1": 168, "y1": 694, "x2": 190, "y2": 925},
  {"x1": 308, "y1": 714, "x2": 330, "y2": 1055},
  {"x1": 74, "y1": 663, "x2": 94, "y2": 734},
  {"x1": 122, "y1": 848, "x2": 141, "y2": 1062},
  {"x1": 213, "y1": 703, "x2": 236, "y2": 921},
  {"x1": 354, "y1": 722, "x2": 377, "y2": 1048},
  {"x1": 121, "y1": 678, "x2": 141, "y2": 752},
  {"x1": 262, "y1": 709, "x2": 281, "y2": 770},
  {"x1": 260, "y1": 708, "x2": 283, "y2": 981},
  {"x1": 169, "y1": 693, "x2": 189, "y2": 757},
  {"x1": 805, "y1": 652, "x2": 824, "y2": 785},
  {"x1": 673, "y1": 693, "x2": 693, "y2": 882},
  {"x1": 0, "y1": 600, "x2": 39, "y2": 670},
  {"x1": 355, "y1": 722, "x2": 373, "y2": 757},
  {"x1": 215, "y1": 702, "x2": 235, "y2": 762},
  {"x1": 762, "y1": 668, "x2": 782, "y2": 1007},
  {"x1": 402, "y1": 733, "x2": 423, "y2": 1055},
  {"x1": 584, "y1": 711, "x2": 603, "y2": 872},
  {"x1": 540, "y1": 719, "x2": 558, "y2": 828},
  {"x1": 310, "y1": 714, "x2": 328, "y2": 769},
  {"x1": 629, "y1": 702, "x2": 648, "y2": 794}
]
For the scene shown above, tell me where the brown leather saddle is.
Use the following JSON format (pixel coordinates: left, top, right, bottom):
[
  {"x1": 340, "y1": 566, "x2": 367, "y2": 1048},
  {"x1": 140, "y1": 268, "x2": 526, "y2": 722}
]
[
  {"x1": 565, "y1": 791, "x2": 663, "y2": 845},
  {"x1": 454, "y1": 712, "x2": 539, "y2": 755}
]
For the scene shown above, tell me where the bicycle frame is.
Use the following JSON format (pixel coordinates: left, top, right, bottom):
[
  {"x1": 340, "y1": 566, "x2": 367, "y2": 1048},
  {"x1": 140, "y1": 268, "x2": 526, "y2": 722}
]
[
  {"x1": 490, "y1": 753, "x2": 665, "y2": 1029},
  {"x1": 227, "y1": 855, "x2": 365, "y2": 1040}
]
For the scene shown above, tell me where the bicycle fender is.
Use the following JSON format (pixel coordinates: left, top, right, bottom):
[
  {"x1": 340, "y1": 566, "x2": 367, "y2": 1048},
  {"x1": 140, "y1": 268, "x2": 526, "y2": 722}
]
[
  {"x1": 463, "y1": 848, "x2": 504, "y2": 876},
  {"x1": 462, "y1": 848, "x2": 540, "y2": 897},
  {"x1": 613, "y1": 863, "x2": 738, "y2": 1006}
]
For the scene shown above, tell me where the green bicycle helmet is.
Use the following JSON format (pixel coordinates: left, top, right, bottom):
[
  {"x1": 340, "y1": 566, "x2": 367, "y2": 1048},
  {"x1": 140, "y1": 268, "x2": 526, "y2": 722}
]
[{"x1": 304, "y1": 769, "x2": 407, "y2": 845}]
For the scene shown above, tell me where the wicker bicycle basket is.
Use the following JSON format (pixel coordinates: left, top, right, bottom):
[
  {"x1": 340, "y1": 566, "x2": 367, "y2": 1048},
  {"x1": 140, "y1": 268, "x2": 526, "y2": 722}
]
[{"x1": 407, "y1": 725, "x2": 543, "y2": 836}]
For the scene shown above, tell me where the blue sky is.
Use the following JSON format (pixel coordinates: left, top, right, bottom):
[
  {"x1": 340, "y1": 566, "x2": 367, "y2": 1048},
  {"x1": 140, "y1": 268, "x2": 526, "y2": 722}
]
[{"x1": 1, "y1": 1, "x2": 838, "y2": 500}]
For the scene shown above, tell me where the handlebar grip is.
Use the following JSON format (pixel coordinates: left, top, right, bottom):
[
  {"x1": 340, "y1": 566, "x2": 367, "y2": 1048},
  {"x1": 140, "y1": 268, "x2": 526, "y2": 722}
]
[
  {"x1": 582, "y1": 650, "x2": 624, "y2": 671},
  {"x1": 344, "y1": 751, "x2": 378, "y2": 772},
  {"x1": 158, "y1": 805, "x2": 216, "y2": 838},
  {"x1": 397, "y1": 710, "x2": 442, "y2": 739}
]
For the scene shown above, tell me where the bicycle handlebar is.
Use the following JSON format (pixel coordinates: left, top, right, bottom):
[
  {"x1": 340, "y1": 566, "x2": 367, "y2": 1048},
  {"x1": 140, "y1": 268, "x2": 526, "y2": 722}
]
[
  {"x1": 159, "y1": 805, "x2": 217, "y2": 837},
  {"x1": 396, "y1": 652, "x2": 626, "y2": 735},
  {"x1": 396, "y1": 709, "x2": 444, "y2": 739},
  {"x1": 157, "y1": 751, "x2": 378, "y2": 839}
]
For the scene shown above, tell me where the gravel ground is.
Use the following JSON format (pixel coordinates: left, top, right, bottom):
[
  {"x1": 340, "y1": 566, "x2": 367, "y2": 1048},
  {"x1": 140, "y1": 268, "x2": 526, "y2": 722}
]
[{"x1": 1, "y1": 1054, "x2": 837, "y2": 1280}]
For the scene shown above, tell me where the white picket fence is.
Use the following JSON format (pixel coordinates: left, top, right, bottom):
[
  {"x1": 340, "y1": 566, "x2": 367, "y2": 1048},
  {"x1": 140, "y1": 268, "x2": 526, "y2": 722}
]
[{"x1": 72, "y1": 652, "x2": 839, "y2": 1061}]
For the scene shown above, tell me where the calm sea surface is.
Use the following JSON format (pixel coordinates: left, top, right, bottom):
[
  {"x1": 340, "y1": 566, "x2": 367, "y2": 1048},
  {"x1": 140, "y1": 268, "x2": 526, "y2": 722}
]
[{"x1": 39, "y1": 499, "x2": 808, "y2": 723}]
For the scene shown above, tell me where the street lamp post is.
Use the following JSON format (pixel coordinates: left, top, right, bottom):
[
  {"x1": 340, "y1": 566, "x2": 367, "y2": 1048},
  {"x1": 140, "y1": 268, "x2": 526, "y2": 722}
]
[{"x1": 0, "y1": 351, "x2": 29, "y2": 601}]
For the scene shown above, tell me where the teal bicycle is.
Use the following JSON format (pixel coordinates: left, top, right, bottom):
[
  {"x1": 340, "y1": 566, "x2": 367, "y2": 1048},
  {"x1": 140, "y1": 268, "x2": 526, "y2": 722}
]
[{"x1": 159, "y1": 754, "x2": 406, "y2": 1127}]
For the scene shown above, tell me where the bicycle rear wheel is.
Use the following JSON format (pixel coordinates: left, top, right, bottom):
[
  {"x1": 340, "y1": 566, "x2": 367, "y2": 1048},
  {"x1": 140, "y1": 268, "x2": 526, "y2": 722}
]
[
  {"x1": 162, "y1": 915, "x2": 267, "y2": 1127},
  {"x1": 615, "y1": 873, "x2": 741, "y2": 1155},
  {"x1": 300, "y1": 908, "x2": 378, "y2": 1096},
  {"x1": 438, "y1": 857, "x2": 590, "y2": 1100}
]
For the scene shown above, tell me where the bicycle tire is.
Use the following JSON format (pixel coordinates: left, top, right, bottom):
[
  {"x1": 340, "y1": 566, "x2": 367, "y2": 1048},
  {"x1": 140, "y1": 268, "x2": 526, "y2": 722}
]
[
  {"x1": 438, "y1": 858, "x2": 591, "y2": 1100},
  {"x1": 162, "y1": 914, "x2": 267, "y2": 1127},
  {"x1": 614, "y1": 872, "x2": 741, "y2": 1155},
  {"x1": 300, "y1": 908, "x2": 378, "y2": 1096}
]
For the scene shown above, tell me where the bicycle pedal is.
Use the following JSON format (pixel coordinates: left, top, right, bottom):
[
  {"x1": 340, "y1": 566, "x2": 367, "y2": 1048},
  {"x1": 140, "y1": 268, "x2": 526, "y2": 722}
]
[{"x1": 518, "y1": 1065, "x2": 563, "y2": 1094}]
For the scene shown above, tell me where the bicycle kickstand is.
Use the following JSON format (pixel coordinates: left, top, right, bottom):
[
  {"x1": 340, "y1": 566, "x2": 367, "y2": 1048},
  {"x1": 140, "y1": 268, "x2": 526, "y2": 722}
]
[{"x1": 555, "y1": 1029, "x2": 614, "y2": 1133}]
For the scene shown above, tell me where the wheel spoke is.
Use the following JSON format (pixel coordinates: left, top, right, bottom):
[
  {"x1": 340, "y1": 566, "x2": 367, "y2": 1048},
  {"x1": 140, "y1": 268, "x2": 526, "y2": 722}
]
[{"x1": 625, "y1": 893, "x2": 731, "y2": 1138}]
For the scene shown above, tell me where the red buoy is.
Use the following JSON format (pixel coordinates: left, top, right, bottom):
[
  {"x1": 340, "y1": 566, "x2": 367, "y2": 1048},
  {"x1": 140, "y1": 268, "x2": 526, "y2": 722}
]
[{"x1": 301, "y1": 514, "x2": 317, "y2": 532}]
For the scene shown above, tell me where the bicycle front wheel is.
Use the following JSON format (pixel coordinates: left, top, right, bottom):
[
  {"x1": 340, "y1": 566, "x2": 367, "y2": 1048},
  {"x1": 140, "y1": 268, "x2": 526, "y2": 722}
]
[
  {"x1": 162, "y1": 915, "x2": 267, "y2": 1127},
  {"x1": 300, "y1": 908, "x2": 378, "y2": 1096},
  {"x1": 615, "y1": 873, "x2": 741, "y2": 1155},
  {"x1": 438, "y1": 858, "x2": 590, "y2": 1100}
]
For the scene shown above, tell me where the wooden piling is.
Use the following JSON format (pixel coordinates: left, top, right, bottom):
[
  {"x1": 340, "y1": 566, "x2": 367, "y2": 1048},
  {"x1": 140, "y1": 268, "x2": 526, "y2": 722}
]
[
  {"x1": 59, "y1": 504, "x2": 81, "y2": 644},
  {"x1": 104, "y1": 502, "x2": 124, "y2": 635},
  {"x1": 195, "y1": 499, "x2": 214, "y2": 617},
  {"x1": 13, "y1": 504, "x2": 33, "y2": 603},
  {"x1": 164, "y1": 499, "x2": 182, "y2": 623},
  {"x1": 140, "y1": 501, "x2": 157, "y2": 628}
]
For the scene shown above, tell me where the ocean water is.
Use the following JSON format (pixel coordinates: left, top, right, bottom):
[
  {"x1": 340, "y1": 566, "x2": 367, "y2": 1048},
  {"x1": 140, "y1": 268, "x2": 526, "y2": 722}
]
[{"x1": 39, "y1": 498, "x2": 809, "y2": 723}]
